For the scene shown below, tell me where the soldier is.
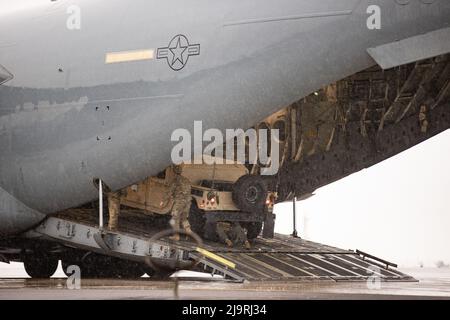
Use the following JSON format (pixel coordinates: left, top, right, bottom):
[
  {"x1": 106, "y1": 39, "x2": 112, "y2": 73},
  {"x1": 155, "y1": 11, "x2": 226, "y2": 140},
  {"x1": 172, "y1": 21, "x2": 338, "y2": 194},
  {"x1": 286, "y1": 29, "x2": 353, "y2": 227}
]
[
  {"x1": 107, "y1": 192, "x2": 121, "y2": 231},
  {"x1": 215, "y1": 221, "x2": 251, "y2": 249},
  {"x1": 169, "y1": 164, "x2": 193, "y2": 241}
]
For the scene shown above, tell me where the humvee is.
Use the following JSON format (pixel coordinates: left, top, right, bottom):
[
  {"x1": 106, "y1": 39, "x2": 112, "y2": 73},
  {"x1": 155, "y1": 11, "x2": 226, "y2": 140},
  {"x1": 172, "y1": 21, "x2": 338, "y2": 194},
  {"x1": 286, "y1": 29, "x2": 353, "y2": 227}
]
[{"x1": 116, "y1": 156, "x2": 276, "y2": 239}]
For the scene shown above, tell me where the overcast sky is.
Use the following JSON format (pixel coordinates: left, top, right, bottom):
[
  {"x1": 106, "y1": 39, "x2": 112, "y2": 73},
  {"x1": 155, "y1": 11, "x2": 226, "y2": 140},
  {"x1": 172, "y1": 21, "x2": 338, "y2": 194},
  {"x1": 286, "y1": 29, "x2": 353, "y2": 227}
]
[{"x1": 275, "y1": 130, "x2": 450, "y2": 268}]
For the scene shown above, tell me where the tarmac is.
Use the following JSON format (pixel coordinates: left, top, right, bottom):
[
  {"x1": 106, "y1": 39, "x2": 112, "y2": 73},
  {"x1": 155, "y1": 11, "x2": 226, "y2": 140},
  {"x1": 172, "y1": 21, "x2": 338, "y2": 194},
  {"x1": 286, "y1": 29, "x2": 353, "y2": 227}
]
[{"x1": 0, "y1": 265, "x2": 450, "y2": 300}]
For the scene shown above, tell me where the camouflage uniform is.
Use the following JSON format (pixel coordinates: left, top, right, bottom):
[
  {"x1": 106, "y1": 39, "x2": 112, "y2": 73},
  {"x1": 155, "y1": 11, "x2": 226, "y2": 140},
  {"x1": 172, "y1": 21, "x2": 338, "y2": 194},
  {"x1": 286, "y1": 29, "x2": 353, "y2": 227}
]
[
  {"x1": 107, "y1": 192, "x2": 121, "y2": 231},
  {"x1": 170, "y1": 166, "x2": 192, "y2": 238},
  {"x1": 216, "y1": 222, "x2": 250, "y2": 249}
]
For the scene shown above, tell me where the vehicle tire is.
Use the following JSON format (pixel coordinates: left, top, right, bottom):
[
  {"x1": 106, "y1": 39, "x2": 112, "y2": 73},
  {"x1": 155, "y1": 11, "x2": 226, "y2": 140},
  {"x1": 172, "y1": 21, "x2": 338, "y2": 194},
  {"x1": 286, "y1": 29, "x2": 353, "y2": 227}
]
[
  {"x1": 61, "y1": 250, "x2": 87, "y2": 278},
  {"x1": 189, "y1": 201, "x2": 206, "y2": 236},
  {"x1": 144, "y1": 267, "x2": 156, "y2": 278},
  {"x1": 245, "y1": 222, "x2": 263, "y2": 240},
  {"x1": 62, "y1": 258, "x2": 79, "y2": 277},
  {"x1": 232, "y1": 175, "x2": 268, "y2": 213},
  {"x1": 23, "y1": 254, "x2": 59, "y2": 279},
  {"x1": 89, "y1": 256, "x2": 120, "y2": 278},
  {"x1": 114, "y1": 260, "x2": 146, "y2": 279},
  {"x1": 63, "y1": 252, "x2": 117, "y2": 278}
]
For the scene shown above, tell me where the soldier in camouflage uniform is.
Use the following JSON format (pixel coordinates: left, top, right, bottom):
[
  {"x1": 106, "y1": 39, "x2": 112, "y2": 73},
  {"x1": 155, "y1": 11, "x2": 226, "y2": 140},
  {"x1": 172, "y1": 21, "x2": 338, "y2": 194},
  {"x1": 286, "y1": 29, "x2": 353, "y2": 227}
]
[
  {"x1": 215, "y1": 221, "x2": 251, "y2": 249},
  {"x1": 169, "y1": 164, "x2": 193, "y2": 241},
  {"x1": 107, "y1": 192, "x2": 121, "y2": 231}
]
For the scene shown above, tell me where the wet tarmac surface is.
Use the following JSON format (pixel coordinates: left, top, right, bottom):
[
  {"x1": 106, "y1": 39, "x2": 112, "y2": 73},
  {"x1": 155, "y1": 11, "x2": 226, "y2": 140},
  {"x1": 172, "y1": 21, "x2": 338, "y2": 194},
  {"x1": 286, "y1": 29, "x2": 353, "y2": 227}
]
[{"x1": 0, "y1": 268, "x2": 450, "y2": 299}]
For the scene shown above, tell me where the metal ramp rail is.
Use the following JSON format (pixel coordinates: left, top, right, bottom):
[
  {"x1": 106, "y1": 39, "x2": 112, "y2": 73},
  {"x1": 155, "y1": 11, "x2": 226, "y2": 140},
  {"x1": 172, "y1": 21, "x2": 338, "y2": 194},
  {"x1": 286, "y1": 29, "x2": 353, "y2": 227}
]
[
  {"x1": 190, "y1": 236, "x2": 415, "y2": 282},
  {"x1": 26, "y1": 210, "x2": 415, "y2": 282}
]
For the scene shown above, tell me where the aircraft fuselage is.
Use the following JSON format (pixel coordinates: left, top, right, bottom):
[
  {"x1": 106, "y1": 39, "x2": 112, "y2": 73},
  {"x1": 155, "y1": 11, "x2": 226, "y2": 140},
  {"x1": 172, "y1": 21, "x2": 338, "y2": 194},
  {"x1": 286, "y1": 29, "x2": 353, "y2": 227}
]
[{"x1": 0, "y1": 0, "x2": 448, "y2": 234}]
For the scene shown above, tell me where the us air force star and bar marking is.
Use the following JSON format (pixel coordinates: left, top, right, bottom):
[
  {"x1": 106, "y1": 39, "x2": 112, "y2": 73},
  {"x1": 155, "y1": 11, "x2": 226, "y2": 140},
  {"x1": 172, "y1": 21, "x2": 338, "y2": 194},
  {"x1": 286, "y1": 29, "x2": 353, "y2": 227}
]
[{"x1": 157, "y1": 35, "x2": 200, "y2": 71}]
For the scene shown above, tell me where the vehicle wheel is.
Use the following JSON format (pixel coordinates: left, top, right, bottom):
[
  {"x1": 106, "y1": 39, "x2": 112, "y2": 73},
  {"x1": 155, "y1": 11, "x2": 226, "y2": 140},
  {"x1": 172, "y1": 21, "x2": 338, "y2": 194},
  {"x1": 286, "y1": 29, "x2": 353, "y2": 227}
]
[
  {"x1": 63, "y1": 252, "x2": 116, "y2": 278},
  {"x1": 62, "y1": 258, "x2": 79, "y2": 277},
  {"x1": 245, "y1": 222, "x2": 263, "y2": 240},
  {"x1": 88, "y1": 255, "x2": 135, "y2": 278},
  {"x1": 144, "y1": 267, "x2": 155, "y2": 278},
  {"x1": 189, "y1": 201, "x2": 206, "y2": 236},
  {"x1": 23, "y1": 254, "x2": 58, "y2": 279},
  {"x1": 114, "y1": 260, "x2": 146, "y2": 279},
  {"x1": 232, "y1": 175, "x2": 268, "y2": 213},
  {"x1": 61, "y1": 250, "x2": 84, "y2": 277}
]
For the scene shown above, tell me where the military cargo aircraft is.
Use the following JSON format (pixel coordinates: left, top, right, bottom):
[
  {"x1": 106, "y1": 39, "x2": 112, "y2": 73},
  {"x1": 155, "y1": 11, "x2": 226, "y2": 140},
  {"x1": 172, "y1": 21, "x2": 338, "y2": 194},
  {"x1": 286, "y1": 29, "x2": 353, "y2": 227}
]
[{"x1": 0, "y1": 0, "x2": 449, "y2": 278}]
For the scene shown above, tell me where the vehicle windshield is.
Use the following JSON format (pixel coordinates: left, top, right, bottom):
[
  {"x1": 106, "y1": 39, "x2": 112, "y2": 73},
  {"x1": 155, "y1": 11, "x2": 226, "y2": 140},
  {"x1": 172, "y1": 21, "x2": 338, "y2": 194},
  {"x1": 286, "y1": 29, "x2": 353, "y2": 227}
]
[{"x1": 199, "y1": 180, "x2": 234, "y2": 192}]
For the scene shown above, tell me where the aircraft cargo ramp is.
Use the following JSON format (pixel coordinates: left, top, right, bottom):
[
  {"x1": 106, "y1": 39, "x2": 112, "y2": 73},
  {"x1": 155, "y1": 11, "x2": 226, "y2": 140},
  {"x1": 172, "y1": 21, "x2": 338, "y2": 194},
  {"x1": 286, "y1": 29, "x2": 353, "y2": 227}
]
[
  {"x1": 190, "y1": 236, "x2": 414, "y2": 282},
  {"x1": 28, "y1": 209, "x2": 414, "y2": 283}
]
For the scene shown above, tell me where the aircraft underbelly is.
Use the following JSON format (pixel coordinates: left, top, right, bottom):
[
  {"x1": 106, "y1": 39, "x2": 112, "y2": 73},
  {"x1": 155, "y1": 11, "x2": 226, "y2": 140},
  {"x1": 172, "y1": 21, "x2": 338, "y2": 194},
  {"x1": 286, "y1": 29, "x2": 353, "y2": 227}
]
[{"x1": 0, "y1": 186, "x2": 45, "y2": 235}]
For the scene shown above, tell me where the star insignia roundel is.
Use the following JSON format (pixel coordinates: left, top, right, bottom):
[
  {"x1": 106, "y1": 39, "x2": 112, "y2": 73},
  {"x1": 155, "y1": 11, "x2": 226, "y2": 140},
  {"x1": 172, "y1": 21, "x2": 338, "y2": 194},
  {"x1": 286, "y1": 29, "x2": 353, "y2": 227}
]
[{"x1": 157, "y1": 35, "x2": 200, "y2": 71}]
